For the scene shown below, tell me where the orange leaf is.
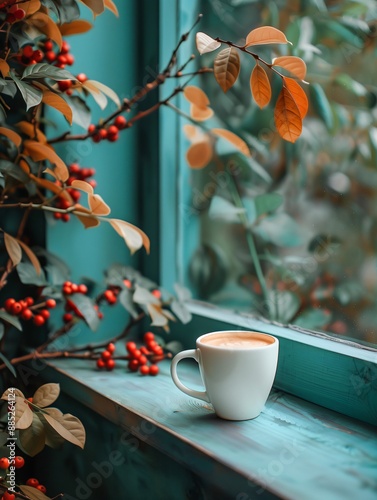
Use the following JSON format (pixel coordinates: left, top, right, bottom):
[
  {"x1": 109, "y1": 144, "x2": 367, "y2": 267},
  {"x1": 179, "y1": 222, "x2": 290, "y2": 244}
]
[
  {"x1": 74, "y1": 206, "x2": 100, "y2": 229},
  {"x1": 29, "y1": 174, "x2": 73, "y2": 202},
  {"x1": 88, "y1": 193, "x2": 111, "y2": 216},
  {"x1": 211, "y1": 128, "x2": 251, "y2": 157},
  {"x1": 186, "y1": 142, "x2": 213, "y2": 169},
  {"x1": 272, "y1": 56, "x2": 307, "y2": 81},
  {"x1": 79, "y1": 0, "x2": 105, "y2": 16},
  {"x1": 104, "y1": 0, "x2": 119, "y2": 16},
  {"x1": 183, "y1": 86, "x2": 210, "y2": 110},
  {"x1": 59, "y1": 20, "x2": 93, "y2": 36},
  {"x1": 24, "y1": 140, "x2": 69, "y2": 182},
  {"x1": 71, "y1": 180, "x2": 94, "y2": 194},
  {"x1": 250, "y1": 64, "x2": 271, "y2": 109},
  {"x1": 0, "y1": 127, "x2": 22, "y2": 148},
  {"x1": 196, "y1": 32, "x2": 221, "y2": 55},
  {"x1": 4, "y1": 232, "x2": 22, "y2": 267},
  {"x1": 23, "y1": 0, "x2": 41, "y2": 16},
  {"x1": 42, "y1": 90, "x2": 73, "y2": 125},
  {"x1": 109, "y1": 219, "x2": 150, "y2": 255},
  {"x1": 245, "y1": 26, "x2": 291, "y2": 47},
  {"x1": 214, "y1": 47, "x2": 240, "y2": 93},
  {"x1": 29, "y1": 13, "x2": 63, "y2": 49},
  {"x1": 19, "y1": 158, "x2": 30, "y2": 174},
  {"x1": 284, "y1": 77, "x2": 308, "y2": 119},
  {"x1": 274, "y1": 87, "x2": 302, "y2": 143},
  {"x1": 17, "y1": 121, "x2": 47, "y2": 144},
  {"x1": 183, "y1": 124, "x2": 204, "y2": 142},
  {"x1": 190, "y1": 104, "x2": 214, "y2": 122},
  {"x1": 0, "y1": 58, "x2": 9, "y2": 77},
  {"x1": 17, "y1": 240, "x2": 41, "y2": 275}
]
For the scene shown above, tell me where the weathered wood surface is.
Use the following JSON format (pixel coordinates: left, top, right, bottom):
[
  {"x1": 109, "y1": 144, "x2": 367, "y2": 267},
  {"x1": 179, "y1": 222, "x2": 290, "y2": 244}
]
[{"x1": 44, "y1": 359, "x2": 377, "y2": 500}]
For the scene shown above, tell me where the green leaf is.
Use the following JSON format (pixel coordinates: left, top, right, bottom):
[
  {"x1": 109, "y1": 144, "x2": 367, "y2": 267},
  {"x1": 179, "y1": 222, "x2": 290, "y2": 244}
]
[
  {"x1": 18, "y1": 413, "x2": 46, "y2": 457},
  {"x1": 295, "y1": 309, "x2": 331, "y2": 329},
  {"x1": 0, "y1": 160, "x2": 30, "y2": 183},
  {"x1": 170, "y1": 299, "x2": 192, "y2": 324},
  {"x1": 10, "y1": 72, "x2": 42, "y2": 111},
  {"x1": 41, "y1": 0, "x2": 80, "y2": 23},
  {"x1": 38, "y1": 411, "x2": 65, "y2": 449},
  {"x1": 69, "y1": 293, "x2": 99, "y2": 330},
  {"x1": 22, "y1": 63, "x2": 75, "y2": 81},
  {"x1": 334, "y1": 281, "x2": 365, "y2": 305},
  {"x1": 254, "y1": 193, "x2": 283, "y2": 217},
  {"x1": 0, "y1": 79, "x2": 17, "y2": 98},
  {"x1": 309, "y1": 83, "x2": 333, "y2": 131},
  {"x1": 253, "y1": 213, "x2": 305, "y2": 247},
  {"x1": 0, "y1": 352, "x2": 16, "y2": 377},
  {"x1": 17, "y1": 262, "x2": 47, "y2": 286},
  {"x1": 0, "y1": 310, "x2": 22, "y2": 331},
  {"x1": 118, "y1": 289, "x2": 139, "y2": 318},
  {"x1": 334, "y1": 73, "x2": 368, "y2": 97},
  {"x1": 368, "y1": 127, "x2": 377, "y2": 166},
  {"x1": 64, "y1": 95, "x2": 91, "y2": 129},
  {"x1": 208, "y1": 195, "x2": 245, "y2": 222},
  {"x1": 32, "y1": 383, "x2": 60, "y2": 408},
  {"x1": 266, "y1": 290, "x2": 300, "y2": 324}
]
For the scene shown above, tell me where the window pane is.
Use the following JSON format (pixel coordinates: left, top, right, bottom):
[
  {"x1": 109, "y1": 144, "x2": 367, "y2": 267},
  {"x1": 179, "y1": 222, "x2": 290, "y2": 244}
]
[{"x1": 179, "y1": 0, "x2": 377, "y2": 346}]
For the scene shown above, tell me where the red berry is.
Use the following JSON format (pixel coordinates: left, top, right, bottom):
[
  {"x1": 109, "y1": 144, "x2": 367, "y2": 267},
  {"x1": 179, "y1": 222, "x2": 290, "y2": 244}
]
[
  {"x1": 76, "y1": 73, "x2": 88, "y2": 83},
  {"x1": 153, "y1": 346, "x2": 164, "y2": 356},
  {"x1": 123, "y1": 279, "x2": 132, "y2": 289},
  {"x1": 92, "y1": 133, "x2": 101, "y2": 143},
  {"x1": 25, "y1": 296, "x2": 34, "y2": 306},
  {"x1": 88, "y1": 179, "x2": 97, "y2": 189},
  {"x1": 105, "y1": 359, "x2": 115, "y2": 371},
  {"x1": 44, "y1": 40, "x2": 53, "y2": 51},
  {"x1": 71, "y1": 283, "x2": 78, "y2": 293},
  {"x1": 62, "y1": 285, "x2": 72, "y2": 295},
  {"x1": 128, "y1": 359, "x2": 139, "y2": 372},
  {"x1": 126, "y1": 341, "x2": 137, "y2": 353},
  {"x1": 88, "y1": 124, "x2": 96, "y2": 134},
  {"x1": 2, "y1": 491, "x2": 15, "y2": 500},
  {"x1": 14, "y1": 456, "x2": 25, "y2": 469},
  {"x1": 132, "y1": 349, "x2": 142, "y2": 359},
  {"x1": 139, "y1": 365, "x2": 150, "y2": 375},
  {"x1": 107, "y1": 125, "x2": 118, "y2": 136},
  {"x1": 107, "y1": 132, "x2": 119, "y2": 143},
  {"x1": 58, "y1": 79, "x2": 72, "y2": 92},
  {"x1": 101, "y1": 350, "x2": 112, "y2": 361},
  {"x1": 96, "y1": 358, "x2": 105, "y2": 369},
  {"x1": 21, "y1": 309, "x2": 33, "y2": 321},
  {"x1": 0, "y1": 457, "x2": 9, "y2": 469},
  {"x1": 65, "y1": 54, "x2": 75, "y2": 65},
  {"x1": 138, "y1": 355, "x2": 148, "y2": 366},
  {"x1": 26, "y1": 478, "x2": 39, "y2": 487},
  {"x1": 36, "y1": 485, "x2": 47, "y2": 494},
  {"x1": 78, "y1": 284, "x2": 88, "y2": 294},
  {"x1": 22, "y1": 45, "x2": 34, "y2": 58},
  {"x1": 146, "y1": 340, "x2": 157, "y2": 349},
  {"x1": 60, "y1": 41, "x2": 70, "y2": 54},
  {"x1": 149, "y1": 365, "x2": 159, "y2": 376},
  {"x1": 45, "y1": 50, "x2": 56, "y2": 62},
  {"x1": 4, "y1": 298, "x2": 16, "y2": 311},
  {"x1": 53, "y1": 212, "x2": 62, "y2": 220},
  {"x1": 57, "y1": 54, "x2": 67, "y2": 65},
  {"x1": 33, "y1": 314, "x2": 45, "y2": 326},
  {"x1": 33, "y1": 50, "x2": 44, "y2": 62},
  {"x1": 69, "y1": 162, "x2": 80, "y2": 174},
  {"x1": 11, "y1": 302, "x2": 23, "y2": 315},
  {"x1": 6, "y1": 13, "x2": 16, "y2": 23},
  {"x1": 40, "y1": 309, "x2": 50, "y2": 320},
  {"x1": 151, "y1": 289, "x2": 162, "y2": 299},
  {"x1": 144, "y1": 332, "x2": 155, "y2": 343},
  {"x1": 107, "y1": 342, "x2": 116, "y2": 353},
  {"x1": 14, "y1": 8, "x2": 25, "y2": 20},
  {"x1": 140, "y1": 346, "x2": 150, "y2": 355},
  {"x1": 114, "y1": 115, "x2": 127, "y2": 130},
  {"x1": 63, "y1": 313, "x2": 73, "y2": 323},
  {"x1": 104, "y1": 289, "x2": 116, "y2": 304},
  {"x1": 46, "y1": 298, "x2": 56, "y2": 309}
]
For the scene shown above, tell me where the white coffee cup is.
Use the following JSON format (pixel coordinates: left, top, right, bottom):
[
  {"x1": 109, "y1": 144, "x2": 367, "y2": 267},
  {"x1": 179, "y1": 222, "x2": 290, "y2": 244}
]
[{"x1": 170, "y1": 330, "x2": 279, "y2": 421}]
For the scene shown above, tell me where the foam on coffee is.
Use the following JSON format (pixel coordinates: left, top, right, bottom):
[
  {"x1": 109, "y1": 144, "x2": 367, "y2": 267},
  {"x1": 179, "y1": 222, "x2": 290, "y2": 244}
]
[{"x1": 200, "y1": 331, "x2": 273, "y2": 349}]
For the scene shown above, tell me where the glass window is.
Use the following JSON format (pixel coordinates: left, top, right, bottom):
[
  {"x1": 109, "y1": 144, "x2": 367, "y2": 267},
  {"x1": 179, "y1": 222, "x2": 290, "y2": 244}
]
[{"x1": 173, "y1": 0, "x2": 377, "y2": 347}]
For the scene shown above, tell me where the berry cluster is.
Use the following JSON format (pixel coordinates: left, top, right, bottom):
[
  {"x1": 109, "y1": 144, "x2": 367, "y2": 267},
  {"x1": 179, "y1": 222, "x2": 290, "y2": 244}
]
[
  {"x1": 58, "y1": 72, "x2": 87, "y2": 95},
  {"x1": 0, "y1": 455, "x2": 27, "y2": 500},
  {"x1": 126, "y1": 332, "x2": 164, "y2": 376},
  {"x1": 62, "y1": 281, "x2": 94, "y2": 323},
  {"x1": 25, "y1": 477, "x2": 47, "y2": 494},
  {"x1": 88, "y1": 115, "x2": 127, "y2": 144},
  {"x1": 43, "y1": 39, "x2": 74, "y2": 69},
  {"x1": 54, "y1": 163, "x2": 96, "y2": 223},
  {"x1": 96, "y1": 342, "x2": 116, "y2": 371},
  {"x1": 3, "y1": 297, "x2": 56, "y2": 327},
  {"x1": 3, "y1": 1, "x2": 25, "y2": 24}
]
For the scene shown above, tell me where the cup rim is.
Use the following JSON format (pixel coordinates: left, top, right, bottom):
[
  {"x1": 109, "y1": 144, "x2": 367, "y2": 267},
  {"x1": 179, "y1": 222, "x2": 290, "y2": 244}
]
[{"x1": 196, "y1": 330, "x2": 278, "y2": 350}]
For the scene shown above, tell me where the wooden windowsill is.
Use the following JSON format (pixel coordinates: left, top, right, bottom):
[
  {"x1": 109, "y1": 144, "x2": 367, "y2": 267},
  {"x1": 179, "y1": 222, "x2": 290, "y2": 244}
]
[{"x1": 42, "y1": 358, "x2": 377, "y2": 500}]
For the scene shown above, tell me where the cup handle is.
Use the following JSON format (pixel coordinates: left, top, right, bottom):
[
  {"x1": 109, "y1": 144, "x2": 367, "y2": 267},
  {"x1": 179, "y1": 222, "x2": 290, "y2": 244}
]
[{"x1": 170, "y1": 349, "x2": 210, "y2": 403}]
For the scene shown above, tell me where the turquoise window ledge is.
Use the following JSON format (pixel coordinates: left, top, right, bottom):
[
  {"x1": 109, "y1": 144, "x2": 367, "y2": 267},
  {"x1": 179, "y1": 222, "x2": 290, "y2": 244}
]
[{"x1": 41, "y1": 358, "x2": 377, "y2": 500}]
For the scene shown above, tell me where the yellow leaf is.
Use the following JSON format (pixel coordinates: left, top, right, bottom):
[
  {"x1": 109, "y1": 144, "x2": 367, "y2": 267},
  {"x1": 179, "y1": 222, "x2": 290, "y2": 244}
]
[
  {"x1": 184, "y1": 85, "x2": 210, "y2": 110},
  {"x1": 245, "y1": 26, "x2": 291, "y2": 47},
  {"x1": 272, "y1": 56, "x2": 307, "y2": 81},
  {"x1": 4, "y1": 232, "x2": 22, "y2": 267},
  {"x1": 109, "y1": 219, "x2": 150, "y2": 255},
  {"x1": 17, "y1": 121, "x2": 47, "y2": 143},
  {"x1": 59, "y1": 20, "x2": 93, "y2": 36},
  {"x1": 88, "y1": 193, "x2": 111, "y2": 216},
  {"x1": 190, "y1": 104, "x2": 214, "y2": 122},
  {"x1": 284, "y1": 77, "x2": 308, "y2": 119},
  {"x1": 186, "y1": 142, "x2": 213, "y2": 169},
  {"x1": 104, "y1": 0, "x2": 119, "y2": 16},
  {"x1": 79, "y1": 0, "x2": 105, "y2": 16},
  {"x1": 214, "y1": 47, "x2": 240, "y2": 93},
  {"x1": 211, "y1": 128, "x2": 251, "y2": 157},
  {"x1": 71, "y1": 179, "x2": 94, "y2": 194},
  {"x1": 196, "y1": 32, "x2": 221, "y2": 55},
  {"x1": 42, "y1": 90, "x2": 73, "y2": 125},
  {"x1": 23, "y1": 0, "x2": 41, "y2": 16},
  {"x1": 0, "y1": 126, "x2": 22, "y2": 148},
  {"x1": 85, "y1": 80, "x2": 120, "y2": 108},
  {"x1": 274, "y1": 86, "x2": 302, "y2": 143},
  {"x1": 24, "y1": 140, "x2": 69, "y2": 182},
  {"x1": 0, "y1": 58, "x2": 9, "y2": 77},
  {"x1": 17, "y1": 239, "x2": 42, "y2": 275},
  {"x1": 29, "y1": 13, "x2": 63, "y2": 49},
  {"x1": 250, "y1": 64, "x2": 271, "y2": 109}
]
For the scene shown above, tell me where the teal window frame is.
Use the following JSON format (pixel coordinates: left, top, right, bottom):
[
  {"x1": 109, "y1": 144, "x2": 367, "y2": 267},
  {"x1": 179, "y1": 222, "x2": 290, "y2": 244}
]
[{"x1": 156, "y1": 0, "x2": 377, "y2": 426}]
